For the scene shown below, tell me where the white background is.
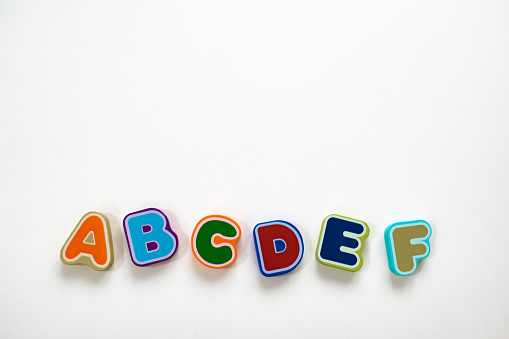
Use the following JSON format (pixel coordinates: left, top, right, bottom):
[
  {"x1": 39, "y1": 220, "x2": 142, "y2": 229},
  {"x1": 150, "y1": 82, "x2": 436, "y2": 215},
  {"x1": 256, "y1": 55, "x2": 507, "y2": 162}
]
[{"x1": 1, "y1": 1, "x2": 508, "y2": 338}]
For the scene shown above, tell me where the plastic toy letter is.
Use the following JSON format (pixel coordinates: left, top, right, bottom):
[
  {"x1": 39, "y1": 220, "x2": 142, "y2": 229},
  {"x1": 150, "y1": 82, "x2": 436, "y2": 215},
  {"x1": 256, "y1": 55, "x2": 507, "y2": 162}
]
[
  {"x1": 60, "y1": 212, "x2": 114, "y2": 271},
  {"x1": 123, "y1": 208, "x2": 179, "y2": 267},
  {"x1": 385, "y1": 220, "x2": 432, "y2": 276},
  {"x1": 253, "y1": 220, "x2": 304, "y2": 277},
  {"x1": 191, "y1": 215, "x2": 241, "y2": 268},
  {"x1": 316, "y1": 214, "x2": 370, "y2": 272}
]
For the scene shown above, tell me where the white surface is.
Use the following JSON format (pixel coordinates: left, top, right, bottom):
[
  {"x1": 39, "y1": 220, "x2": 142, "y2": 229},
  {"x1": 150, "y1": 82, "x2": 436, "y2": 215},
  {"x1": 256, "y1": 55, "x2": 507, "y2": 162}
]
[{"x1": 1, "y1": 1, "x2": 508, "y2": 338}]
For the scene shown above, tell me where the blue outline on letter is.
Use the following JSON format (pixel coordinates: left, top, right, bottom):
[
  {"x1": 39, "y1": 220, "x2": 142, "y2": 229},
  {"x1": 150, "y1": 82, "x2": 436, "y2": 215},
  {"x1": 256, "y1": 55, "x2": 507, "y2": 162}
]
[
  {"x1": 384, "y1": 220, "x2": 431, "y2": 276},
  {"x1": 253, "y1": 220, "x2": 304, "y2": 277}
]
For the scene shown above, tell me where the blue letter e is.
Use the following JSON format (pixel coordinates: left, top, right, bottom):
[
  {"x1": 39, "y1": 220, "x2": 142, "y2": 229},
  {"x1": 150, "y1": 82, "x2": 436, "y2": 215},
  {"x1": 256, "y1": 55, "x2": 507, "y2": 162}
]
[{"x1": 316, "y1": 214, "x2": 369, "y2": 272}]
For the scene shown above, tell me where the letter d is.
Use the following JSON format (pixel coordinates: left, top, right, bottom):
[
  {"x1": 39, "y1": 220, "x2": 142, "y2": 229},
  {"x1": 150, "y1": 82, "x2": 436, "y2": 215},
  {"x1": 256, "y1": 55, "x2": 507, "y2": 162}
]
[{"x1": 253, "y1": 220, "x2": 304, "y2": 277}]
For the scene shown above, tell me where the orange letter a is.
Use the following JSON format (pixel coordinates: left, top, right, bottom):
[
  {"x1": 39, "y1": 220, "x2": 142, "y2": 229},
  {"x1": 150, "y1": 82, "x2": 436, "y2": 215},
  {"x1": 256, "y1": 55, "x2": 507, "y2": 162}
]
[{"x1": 60, "y1": 212, "x2": 114, "y2": 271}]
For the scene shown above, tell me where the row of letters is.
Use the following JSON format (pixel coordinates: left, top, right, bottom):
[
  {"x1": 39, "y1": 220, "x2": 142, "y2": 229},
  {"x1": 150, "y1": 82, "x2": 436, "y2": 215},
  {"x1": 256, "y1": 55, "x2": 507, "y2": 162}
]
[{"x1": 60, "y1": 208, "x2": 433, "y2": 276}]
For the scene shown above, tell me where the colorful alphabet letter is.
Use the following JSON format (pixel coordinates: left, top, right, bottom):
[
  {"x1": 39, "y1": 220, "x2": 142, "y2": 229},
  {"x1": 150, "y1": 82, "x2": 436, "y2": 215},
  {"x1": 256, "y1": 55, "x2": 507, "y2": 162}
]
[
  {"x1": 384, "y1": 220, "x2": 432, "y2": 276},
  {"x1": 60, "y1": 212, "x2": 114, "y2": 271},
  {"x1": 253, "y1": 220, "x2": 304, "y2": 277},
  {"x1": 191, "y1": 215, "x2": 241, "y2": 268},
  {"x1": 123, "y1": 208, "x2": 179, "y2": 267},
  {"x1": 315, "y1": 214, "x2": 370, "y2": 272}
]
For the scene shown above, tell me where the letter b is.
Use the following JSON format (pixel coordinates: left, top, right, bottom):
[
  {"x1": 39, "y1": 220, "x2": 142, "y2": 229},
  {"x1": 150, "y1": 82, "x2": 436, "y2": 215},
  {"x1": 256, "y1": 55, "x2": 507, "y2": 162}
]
[{"x1": 123, "y1": 208, "x2": 179, "y2": 266}]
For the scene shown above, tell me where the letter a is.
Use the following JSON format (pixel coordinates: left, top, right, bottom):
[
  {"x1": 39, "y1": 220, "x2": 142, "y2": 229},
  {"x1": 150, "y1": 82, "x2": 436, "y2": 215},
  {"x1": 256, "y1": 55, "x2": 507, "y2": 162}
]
[
  {"x1": 384, "y1": 220, "x2": 432, "y2": 276},
  {"x1": 60, "y1": 212, "x2": 114, "y2": 271},
  {"x1": 123, "y1": 208, "x2": 179, "y2": 267},
  {"x1": 316, "y1": 214, "x2": 369, "y2": 272},
  {"x1": 253, "y1": 220, "x2": 304, "y2": 277}
]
